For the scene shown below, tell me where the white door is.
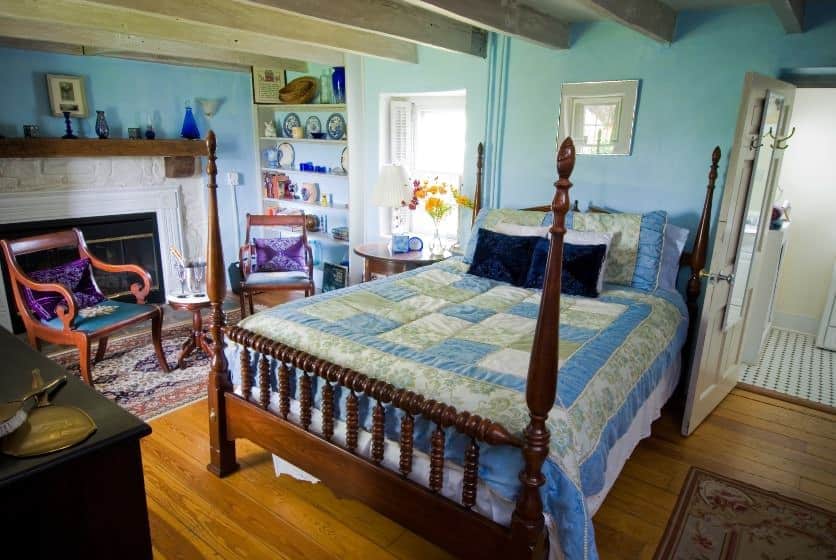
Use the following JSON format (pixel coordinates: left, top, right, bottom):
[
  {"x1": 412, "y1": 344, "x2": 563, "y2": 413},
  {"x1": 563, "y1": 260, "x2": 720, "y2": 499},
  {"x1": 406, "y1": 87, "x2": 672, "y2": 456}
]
[{"x1": 682, "y1": 72, "x2": 796, "y2": 436}]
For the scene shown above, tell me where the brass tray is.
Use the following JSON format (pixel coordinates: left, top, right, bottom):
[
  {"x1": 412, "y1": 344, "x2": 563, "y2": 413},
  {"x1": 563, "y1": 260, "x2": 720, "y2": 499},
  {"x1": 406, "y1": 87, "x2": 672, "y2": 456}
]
[{"x1": 1, "y1": 405, "x2": 96, "y2": 457}]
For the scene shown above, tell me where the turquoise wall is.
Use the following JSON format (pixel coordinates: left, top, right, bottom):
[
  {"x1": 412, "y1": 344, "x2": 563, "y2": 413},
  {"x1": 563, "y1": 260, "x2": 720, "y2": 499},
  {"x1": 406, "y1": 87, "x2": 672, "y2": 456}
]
[
  {"x1": 360, "y1": 46, "x2": 489, "y2": 241},
  {"x1": 499, "y1": 2, "x2": 836, "y2": 243},
  {"x1": 0, "y1": 47, "x2": 258, "y2": 269}
]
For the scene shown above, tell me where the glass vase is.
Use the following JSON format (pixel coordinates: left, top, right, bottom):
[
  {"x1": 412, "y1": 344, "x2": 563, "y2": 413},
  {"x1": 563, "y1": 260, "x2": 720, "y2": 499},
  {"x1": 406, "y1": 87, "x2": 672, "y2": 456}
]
[
  {"x1": 429, "y1": 221, "x2": 445, "y2": 256},
  {"x1": 331, "y1": 66, "x2": 346, "y2": 104},
  {"x1": 95, "y1": 111, "x2": 109, "y2": 139},
  {"x1": 319, "y1": 69, "x2": 333, "y2": 104},
  {"x1": 180, "y1": 104, "x2": 200, "y2": 139}
]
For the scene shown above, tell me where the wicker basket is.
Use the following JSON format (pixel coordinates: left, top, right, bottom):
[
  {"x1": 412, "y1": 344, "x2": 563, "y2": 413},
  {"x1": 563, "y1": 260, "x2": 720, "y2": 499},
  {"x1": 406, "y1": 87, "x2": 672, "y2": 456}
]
[{"x1": 279, "y1": 77, "x2": 318, "y2": 104}]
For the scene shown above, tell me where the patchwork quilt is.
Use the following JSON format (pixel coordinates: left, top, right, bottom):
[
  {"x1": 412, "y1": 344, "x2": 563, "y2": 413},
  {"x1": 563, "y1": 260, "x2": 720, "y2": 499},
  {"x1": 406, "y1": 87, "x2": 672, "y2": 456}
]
[{"x1": 228, "y1": 257, "x2": 688, "y2": 560}]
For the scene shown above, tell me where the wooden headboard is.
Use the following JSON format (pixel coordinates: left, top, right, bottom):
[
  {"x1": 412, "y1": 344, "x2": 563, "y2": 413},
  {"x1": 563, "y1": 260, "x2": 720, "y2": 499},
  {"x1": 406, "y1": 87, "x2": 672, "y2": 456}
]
[{"x1": 469, "y1": 141, "x2": 721, "y2": 350}]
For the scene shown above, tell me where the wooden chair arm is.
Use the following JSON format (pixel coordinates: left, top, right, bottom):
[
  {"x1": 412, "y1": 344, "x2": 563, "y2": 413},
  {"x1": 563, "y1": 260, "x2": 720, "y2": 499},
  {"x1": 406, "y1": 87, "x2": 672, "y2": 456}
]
[
  {"x1": 305, "y1": 244, "x2": 314, "y2": 280},
  {"x1": 11, "y1": 269, "x2": 79, "y2": 330},
  {"x1": 85, "y1": 253, "x2": 152, "y2": 304},
  {"x1": 239, "y1": 244, "x2": 254, "y2": 279}
]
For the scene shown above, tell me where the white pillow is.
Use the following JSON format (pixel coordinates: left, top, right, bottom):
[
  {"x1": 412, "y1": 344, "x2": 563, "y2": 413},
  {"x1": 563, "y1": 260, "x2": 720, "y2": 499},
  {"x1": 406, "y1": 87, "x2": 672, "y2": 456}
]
[
  {"x1": 565, "y1": 230, "x2": 616, "y2": 294},
  {"x1": 492, "y1": 221, "x2": 550, "y2": 238}
]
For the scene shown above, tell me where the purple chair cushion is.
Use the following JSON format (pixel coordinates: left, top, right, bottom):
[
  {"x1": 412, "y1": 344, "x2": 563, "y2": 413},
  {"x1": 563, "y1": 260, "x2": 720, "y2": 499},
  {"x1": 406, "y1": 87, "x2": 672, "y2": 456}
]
[
  {"x1": 21, "y1": 257, "x2": 106, "y2": 321},
  {"x1": 253, "y1": 237, "x2": 307, "y2": 273}
]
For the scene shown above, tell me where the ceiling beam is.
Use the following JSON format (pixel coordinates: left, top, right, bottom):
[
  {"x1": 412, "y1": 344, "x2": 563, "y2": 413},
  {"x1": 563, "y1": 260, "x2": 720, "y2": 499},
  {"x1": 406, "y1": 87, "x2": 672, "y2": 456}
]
[
  {"x1": 241, "y1": 0, "x2": 487, "y2": 58},
  {"x1": 400, "y1": 0, "x2": 568, "y2": 50},
  {"x1": 0, "y1": 36, "x2": 84, "y2": 56},
  {"x1": 77, "y1": 0, "x2": 417, "y2": 63},
  {"x1": 769, "y1": 0, "x2": 804, "y2": 33},
  {"x1": 0, "y1": 17, "x2": 312, "y2": 72},
  {"x1": 576, "y1": 0, "x2": 676, "y2": 44}
]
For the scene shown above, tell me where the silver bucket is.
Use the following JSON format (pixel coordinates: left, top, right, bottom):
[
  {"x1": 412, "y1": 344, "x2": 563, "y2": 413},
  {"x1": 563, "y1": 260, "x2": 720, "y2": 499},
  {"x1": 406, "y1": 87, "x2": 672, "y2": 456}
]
[{"x1": 184, "y1": 262, "x2": 206, "y2": 295}]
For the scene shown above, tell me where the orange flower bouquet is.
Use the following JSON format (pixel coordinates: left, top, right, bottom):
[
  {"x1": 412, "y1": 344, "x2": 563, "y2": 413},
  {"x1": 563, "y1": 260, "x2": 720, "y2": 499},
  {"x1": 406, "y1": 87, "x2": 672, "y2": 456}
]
[{"x1": 408, "y1": 177, "x2": 473, "y2": 255}]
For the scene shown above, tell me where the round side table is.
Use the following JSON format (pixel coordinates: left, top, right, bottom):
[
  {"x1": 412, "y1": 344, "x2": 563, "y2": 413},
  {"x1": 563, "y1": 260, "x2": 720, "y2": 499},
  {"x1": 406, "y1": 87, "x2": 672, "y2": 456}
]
[
  {"x1": 167, "y1": 294, "x2": 212, "y2": 369},
  {"x1": 353, "y1": 243, "x2": 450, "y2": 282}
]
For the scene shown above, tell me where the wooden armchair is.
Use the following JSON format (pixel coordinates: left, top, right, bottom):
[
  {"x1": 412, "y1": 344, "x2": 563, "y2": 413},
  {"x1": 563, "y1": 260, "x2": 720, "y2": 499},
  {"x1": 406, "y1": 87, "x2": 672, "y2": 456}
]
[
  {"x1": 1, "y1": 228, "x2": 170, "y2": 385},
  {"x1": 239, "y1": 213, "x2": 315, "y2": 317}
]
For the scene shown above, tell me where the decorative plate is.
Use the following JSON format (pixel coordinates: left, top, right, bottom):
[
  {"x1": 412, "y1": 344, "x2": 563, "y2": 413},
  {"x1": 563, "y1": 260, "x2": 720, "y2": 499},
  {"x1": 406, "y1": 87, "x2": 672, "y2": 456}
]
[
  {"x1": 340, "y1": 146, "x2": 349, "y2": 173},
  {"x1": 283, "y1": 113, "x2": 302, "y2": 137},
  {"x1": 305, "y1": 115, "x2": 322, "y2": 137},
  {"x1": 277, "y1": 142, "x2": 295, "y2": 168},
  {"x1": 301, "y1": 182, "x2": 320, "y2": 203},
  {"x1": 408, "y1": 236, "x2": 423, "y2": 252},
  {"x1": 326, "y1": 113, "x2": 346, "y2": 140}
]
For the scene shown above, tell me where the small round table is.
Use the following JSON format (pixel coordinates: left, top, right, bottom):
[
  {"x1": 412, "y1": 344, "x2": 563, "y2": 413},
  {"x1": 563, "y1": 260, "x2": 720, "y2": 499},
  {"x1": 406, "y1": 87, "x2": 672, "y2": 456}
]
[
  {"x1": 167, "y1": 294, "x2": 212, "y2": 369},
  {"x1": 353, "y1": 242, "x2": 450, "y2": 282}
]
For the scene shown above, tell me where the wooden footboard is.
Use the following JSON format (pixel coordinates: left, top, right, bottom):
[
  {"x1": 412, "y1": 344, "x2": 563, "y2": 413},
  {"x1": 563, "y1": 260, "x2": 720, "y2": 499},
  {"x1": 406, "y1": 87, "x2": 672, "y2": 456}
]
[{"x1": 202, "y1": 131, "x2": 577, "y2": 559}]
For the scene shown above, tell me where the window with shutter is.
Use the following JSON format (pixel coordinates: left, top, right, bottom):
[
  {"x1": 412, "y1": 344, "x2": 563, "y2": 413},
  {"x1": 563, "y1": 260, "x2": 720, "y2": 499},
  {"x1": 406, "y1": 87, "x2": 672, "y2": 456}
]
[{"x1": 389, "y1": 99, "x2": 413, "y2": 170}]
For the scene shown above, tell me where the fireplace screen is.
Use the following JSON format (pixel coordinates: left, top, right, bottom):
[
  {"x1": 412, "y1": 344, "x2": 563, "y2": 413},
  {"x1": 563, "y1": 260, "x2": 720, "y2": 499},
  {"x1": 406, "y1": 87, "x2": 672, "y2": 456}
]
[{"x1": 0, "y1": 212, "x2": 165, "y2": 334}]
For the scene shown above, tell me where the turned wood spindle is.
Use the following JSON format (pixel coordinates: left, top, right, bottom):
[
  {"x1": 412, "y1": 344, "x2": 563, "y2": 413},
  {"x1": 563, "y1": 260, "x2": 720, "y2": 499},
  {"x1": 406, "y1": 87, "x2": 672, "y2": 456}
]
[
  {"x1": 398, "y1": 412, "x2": 414, "y2": 477},
  {"x1": 299, "y1": 372, "x2": 312, "y2": 431},
  {"x1": 462, "y1": 438, "x2": 480, "y2": 510},
  {"x1": 321, "y1": 381, "x2": 334, "y2": 441},
  {"x1": 239, "y1": 345, "x2": 252, "y2": 400},
  {"x1": 371, "y1": 400, "x2": 385, "y2": 465},
  {"x1": 258, "y1": 352, "x2": 270, "y2": 409},
  {"x1": 429, "y1": 424, "x2": 445, "y2": 493},
  {"x1": 346, "y1": 390, "x2": 359, "y2": 452},
  {"x1": 278, "y1": 361, "x2": 290, "y2": 419}
]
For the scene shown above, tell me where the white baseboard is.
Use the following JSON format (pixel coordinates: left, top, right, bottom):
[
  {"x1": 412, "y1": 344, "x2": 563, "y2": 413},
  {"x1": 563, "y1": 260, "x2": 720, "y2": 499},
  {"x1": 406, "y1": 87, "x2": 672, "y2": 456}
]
[{"x1": 773, "y1": 311, "x2": 819, "y2": 335}]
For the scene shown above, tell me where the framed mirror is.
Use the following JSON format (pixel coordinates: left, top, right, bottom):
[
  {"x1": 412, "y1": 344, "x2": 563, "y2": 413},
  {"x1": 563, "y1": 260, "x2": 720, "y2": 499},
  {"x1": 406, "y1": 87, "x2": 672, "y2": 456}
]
[
  {"x1": 558, "y1": 80, "x2": 639, "y2": 155},
  {"x1": 724, "y1": 90, "x2": 785, "y2": 329}
]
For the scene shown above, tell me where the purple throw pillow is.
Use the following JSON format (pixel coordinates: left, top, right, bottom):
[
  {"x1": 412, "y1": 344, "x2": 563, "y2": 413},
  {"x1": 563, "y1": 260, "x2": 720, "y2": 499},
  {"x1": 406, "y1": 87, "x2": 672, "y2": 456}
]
[
  {"x1": 253, "y1": 237, "x2": 306, "y2": 273},
  {"x1": 21, "y1": 257, "x2": 106, "y2": 321}
]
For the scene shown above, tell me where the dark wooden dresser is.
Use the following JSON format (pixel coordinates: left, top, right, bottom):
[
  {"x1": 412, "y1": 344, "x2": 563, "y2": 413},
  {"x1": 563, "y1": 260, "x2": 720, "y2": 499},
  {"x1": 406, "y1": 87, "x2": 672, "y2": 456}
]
[{"x1": 0, "y1": 328, "x2": 152, "y2": 558}]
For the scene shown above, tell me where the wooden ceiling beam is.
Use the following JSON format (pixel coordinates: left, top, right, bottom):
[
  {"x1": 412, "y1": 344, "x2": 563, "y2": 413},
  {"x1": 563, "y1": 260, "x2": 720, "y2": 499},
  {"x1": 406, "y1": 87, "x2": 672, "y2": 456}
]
[
  {"x1": 0, "y1": 36, "x2": 84, "y2": 56},
  {"x1": 241, "y1": 0, "x2": 487, "y2": 58},
  {"x1": 77, "y1": 0, "x2": 417, "y2": 63},
  {"x1": 576, "y1": 0, "x2": 676, "y2": 44},
  {"x1": 0, "y1": 17, "x2": 313, "y2": 72},
  {"x1": 400, "y1": 0, "x2": 569, "y2": 50},
  {"x1": 769, "y1": 0, "x2": 805, "y2": 33}
]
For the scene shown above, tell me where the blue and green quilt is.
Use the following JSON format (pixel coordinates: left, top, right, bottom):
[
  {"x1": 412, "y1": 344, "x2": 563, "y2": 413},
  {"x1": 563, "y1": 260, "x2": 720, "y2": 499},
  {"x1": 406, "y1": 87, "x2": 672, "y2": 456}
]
[{"x1": 227, "y1": 257, "x2": 687, "y2": 560}]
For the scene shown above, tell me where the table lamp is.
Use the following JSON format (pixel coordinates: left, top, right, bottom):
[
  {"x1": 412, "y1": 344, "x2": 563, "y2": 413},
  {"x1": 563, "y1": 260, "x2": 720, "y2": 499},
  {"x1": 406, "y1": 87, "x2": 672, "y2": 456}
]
[{"x1": 371, "y1": 164, "x2": 412, "y2": 237}]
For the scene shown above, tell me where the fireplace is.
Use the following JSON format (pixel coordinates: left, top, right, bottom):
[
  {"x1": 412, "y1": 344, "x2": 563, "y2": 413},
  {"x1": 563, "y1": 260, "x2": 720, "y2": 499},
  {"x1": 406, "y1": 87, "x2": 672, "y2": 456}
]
[{"x1": 0, "y1": 213, "x2": 165, "y2": 334}]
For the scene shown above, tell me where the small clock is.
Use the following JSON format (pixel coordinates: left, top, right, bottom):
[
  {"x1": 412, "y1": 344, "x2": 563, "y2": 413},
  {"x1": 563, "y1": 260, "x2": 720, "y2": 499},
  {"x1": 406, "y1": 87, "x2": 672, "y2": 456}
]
[{"x1": 408, "y1": 236, "x2": 423, "y2": 252}]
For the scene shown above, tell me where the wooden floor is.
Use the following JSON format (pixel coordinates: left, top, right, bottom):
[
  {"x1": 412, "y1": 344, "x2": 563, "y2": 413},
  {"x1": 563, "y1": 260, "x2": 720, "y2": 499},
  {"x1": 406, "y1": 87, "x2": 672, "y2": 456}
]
[{"x1": 143, "y1": 388, "x2": 835, "y2": 560}]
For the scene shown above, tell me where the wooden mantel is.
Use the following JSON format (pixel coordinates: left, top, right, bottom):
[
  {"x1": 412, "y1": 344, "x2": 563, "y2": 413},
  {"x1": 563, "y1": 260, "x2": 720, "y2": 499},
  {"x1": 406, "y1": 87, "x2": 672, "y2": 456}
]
[{"x1": 0, "y1": 138, "x2": 208, "y2": 158}]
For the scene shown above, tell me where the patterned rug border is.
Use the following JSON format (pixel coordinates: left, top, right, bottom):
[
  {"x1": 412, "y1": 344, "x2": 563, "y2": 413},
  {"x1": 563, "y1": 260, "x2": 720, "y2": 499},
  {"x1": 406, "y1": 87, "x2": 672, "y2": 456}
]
[{"x1": 654, "y1": 466, "x2": 836, "y2": 559}]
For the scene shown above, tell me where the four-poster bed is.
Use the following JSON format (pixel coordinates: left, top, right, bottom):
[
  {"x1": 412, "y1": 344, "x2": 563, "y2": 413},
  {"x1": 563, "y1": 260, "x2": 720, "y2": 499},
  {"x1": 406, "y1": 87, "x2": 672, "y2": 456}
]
[{"x1": 201, "y1": 130, "x2": 720, "y2": 559}]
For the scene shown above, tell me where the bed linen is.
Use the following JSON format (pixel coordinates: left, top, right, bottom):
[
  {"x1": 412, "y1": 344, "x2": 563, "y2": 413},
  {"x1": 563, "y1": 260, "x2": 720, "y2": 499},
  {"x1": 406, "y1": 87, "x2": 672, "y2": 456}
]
[{"x1": 225, "y1": 257, "x2": 688, "y2": 560}]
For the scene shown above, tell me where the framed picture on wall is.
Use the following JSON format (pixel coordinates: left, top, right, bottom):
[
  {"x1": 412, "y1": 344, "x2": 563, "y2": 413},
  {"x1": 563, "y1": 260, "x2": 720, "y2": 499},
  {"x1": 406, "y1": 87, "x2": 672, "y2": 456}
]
[
  {"x1": 46, "y1": 74, "x2": 88, "y2": 117},
  {"x1": 252, "y1": 67, "x2": 287, "y2": 104}
]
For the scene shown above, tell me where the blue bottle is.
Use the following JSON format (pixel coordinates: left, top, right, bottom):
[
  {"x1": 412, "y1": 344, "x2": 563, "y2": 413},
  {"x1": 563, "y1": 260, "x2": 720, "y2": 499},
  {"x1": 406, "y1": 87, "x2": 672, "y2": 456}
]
[
  {"x1": 180, "y1": 103, "x2": 200, "y2": 139},
  {"x1": 331, "y1": 67, "x2": 345, "y2": 104}
]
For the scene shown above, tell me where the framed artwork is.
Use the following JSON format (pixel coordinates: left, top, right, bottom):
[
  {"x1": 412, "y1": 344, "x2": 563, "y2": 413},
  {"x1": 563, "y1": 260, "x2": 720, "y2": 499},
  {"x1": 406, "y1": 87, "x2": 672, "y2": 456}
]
[
  {"x1": 252, "y1": 67, "x2": 287, "y2": 104},
  {"x1": 558, "y1": 80, "x2": 639, "y2": 156},
  {"x1": 322, "y1": 262, "x2": 348, "y2": 293},
  {"x1": 46, "y1": 74, "x2": 88, "y2": 117}
]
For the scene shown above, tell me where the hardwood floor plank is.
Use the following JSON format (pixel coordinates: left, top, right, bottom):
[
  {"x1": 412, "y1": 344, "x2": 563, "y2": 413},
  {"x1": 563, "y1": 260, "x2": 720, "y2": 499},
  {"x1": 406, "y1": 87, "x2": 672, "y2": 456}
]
[
  {"x1": 734, "y1": 388, "x2": 836, "y2": 421},
  {"x1": 721, "y1": 393, "x2": 835, "y2": 437},
  {"x1": 147, "y1": 496, "x2": 223, "y2": 559}
]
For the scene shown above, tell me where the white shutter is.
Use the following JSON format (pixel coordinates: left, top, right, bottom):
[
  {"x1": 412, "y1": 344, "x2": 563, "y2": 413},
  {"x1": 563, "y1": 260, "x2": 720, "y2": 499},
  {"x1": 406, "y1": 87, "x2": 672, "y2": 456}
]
[{"x1": 389, "y1": 99, "x2": 413, "y2": 170}]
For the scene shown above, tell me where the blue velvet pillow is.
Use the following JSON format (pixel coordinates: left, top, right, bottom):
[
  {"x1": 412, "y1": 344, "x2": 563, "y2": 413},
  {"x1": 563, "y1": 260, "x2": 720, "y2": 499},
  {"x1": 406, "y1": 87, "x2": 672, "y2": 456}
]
[
  {"x1": 524, "y1": 238, "x2": 608, "y2": 298},
  {"x1": 467, "y1": 228, "x2": 540, "y2": 286}
]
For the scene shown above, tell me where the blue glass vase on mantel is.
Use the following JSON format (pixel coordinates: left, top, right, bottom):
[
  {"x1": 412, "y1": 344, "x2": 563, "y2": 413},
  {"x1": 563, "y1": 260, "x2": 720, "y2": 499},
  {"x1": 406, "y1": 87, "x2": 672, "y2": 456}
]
[
  {"x1": 180, "y1": 103, "x2": 200, "y2": 140},
  {"x1": 95, "y1": 111, "x2": 109, "y2": 139},
  {"x1": 331, "y1": 66, "x2": 345, "y2": 104}
]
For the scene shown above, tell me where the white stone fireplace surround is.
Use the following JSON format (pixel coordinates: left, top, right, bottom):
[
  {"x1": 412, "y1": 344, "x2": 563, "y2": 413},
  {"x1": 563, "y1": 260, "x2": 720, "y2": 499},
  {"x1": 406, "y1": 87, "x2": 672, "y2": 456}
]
[{"x1": 0, "y1": 156, "x2": 206, "y2": 331}]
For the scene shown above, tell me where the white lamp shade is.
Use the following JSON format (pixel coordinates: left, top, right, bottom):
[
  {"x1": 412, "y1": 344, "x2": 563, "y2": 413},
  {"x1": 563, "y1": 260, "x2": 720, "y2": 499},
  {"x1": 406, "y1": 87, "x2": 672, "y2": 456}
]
[{"x1": 371, "y1": 164, "x2": 411, "y2": 208}]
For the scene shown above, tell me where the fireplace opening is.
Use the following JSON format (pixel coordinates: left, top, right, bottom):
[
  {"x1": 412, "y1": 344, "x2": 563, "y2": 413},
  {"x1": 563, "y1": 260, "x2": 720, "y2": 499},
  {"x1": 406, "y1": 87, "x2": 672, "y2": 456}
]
[{"x1": 1, "y1": 212, "x2": 165, "y2": 334}]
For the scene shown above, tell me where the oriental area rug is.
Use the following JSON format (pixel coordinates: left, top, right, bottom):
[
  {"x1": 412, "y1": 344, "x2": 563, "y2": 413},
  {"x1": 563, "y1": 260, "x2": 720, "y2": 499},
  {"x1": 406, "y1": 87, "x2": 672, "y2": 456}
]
[
  {"x1": 654, "y1": 467, "x2": 835, "y2": 559},
  {"x1": 50, "y1": 308, "x2": 243, "y2": 421}
]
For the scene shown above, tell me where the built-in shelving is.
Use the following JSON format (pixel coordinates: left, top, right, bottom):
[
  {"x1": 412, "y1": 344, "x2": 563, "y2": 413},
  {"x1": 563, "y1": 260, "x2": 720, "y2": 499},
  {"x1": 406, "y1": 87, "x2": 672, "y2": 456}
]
[
  {"x1": 255, "y1": 103, "x2": 346, "y2": 111},
  {"x1": 263, "y1": 197, "x2": 348, "y2": 210},
  {"x1": 261, "y1": 167, "x2": 347, "y2": 179},
  {"x1": 259, "y1": 137, "x2": 347, "y2": 145},
  {"x1": 0, "y1": 138, "x2": 208, "y2": 158}
]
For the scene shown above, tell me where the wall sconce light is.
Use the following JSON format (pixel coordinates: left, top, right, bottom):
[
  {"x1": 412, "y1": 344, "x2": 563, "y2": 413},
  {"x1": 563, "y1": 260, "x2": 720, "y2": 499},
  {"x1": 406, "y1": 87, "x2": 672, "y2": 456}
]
[{"x1": 196, "y1": 98, "x2": 224, "y2": 118}]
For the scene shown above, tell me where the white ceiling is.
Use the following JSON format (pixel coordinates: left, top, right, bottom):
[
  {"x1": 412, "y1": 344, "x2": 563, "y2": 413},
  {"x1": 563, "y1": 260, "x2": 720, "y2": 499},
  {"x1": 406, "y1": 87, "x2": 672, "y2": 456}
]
[{"x1": 525, "y1": 0, "x2": 762, "y2": 22}]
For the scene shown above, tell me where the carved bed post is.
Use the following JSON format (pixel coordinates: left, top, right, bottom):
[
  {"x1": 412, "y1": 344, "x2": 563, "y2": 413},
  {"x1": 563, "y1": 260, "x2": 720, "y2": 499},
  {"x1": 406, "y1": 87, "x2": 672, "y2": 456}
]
[
  {"x1": 472, "y1": 142, "x2": 484, "y2": 224},
  {"x1": 510, "y1": 137, "x2": 575, "y2": 558},
  {"x1": 684, "y1": 146, "x2": 721, "y2": 354},
  {"x1": 205, "y1": 131, "x2": 239, "y2": 477}
]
